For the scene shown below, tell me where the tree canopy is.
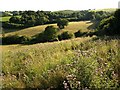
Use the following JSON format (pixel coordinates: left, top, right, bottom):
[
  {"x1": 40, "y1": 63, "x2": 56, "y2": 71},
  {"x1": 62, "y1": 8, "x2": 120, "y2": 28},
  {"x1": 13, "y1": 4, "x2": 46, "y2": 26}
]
[
  {"x1": 98, "y1": 9, "x2": 120, "y2": 35},
  {"x1": 57, "y1": 18, "x2": 69, "y2": 29}
]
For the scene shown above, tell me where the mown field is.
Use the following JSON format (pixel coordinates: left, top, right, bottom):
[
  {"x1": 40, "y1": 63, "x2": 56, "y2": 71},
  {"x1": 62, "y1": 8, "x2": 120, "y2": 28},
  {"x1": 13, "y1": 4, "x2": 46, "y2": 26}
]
[
  {"x1": 0, "y1": 16, "x2": 11, "y2": 22},
  {"x1": 0, "y1": 16, "x2": 21, "y2": 22},
  {"x1": 1, "y1": 36, "x2": 120, "y2": 89},
  {"x1": 3, "y1": 21, "x2": 95, "y2": 37}
]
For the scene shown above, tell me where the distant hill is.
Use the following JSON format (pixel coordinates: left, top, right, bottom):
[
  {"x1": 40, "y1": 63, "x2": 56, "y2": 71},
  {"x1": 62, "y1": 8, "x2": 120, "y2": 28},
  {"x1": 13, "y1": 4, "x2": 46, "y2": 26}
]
[
  {"x1": 53, "y1": 10, "x2": 78, "y2": 14},
  {"x1": 90, "y1": 8, "x2": 117, "y2": 12}
]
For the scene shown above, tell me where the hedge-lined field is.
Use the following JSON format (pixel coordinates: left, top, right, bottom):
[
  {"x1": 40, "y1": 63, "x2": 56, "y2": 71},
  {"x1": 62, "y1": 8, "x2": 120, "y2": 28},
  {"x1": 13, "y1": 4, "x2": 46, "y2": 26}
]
[
  {"x1": 4, "y1": 21, "x2": 94, "y2": 37},
  {"x1": 1, "y1": 36, "x2": 120, "y2": 89}
]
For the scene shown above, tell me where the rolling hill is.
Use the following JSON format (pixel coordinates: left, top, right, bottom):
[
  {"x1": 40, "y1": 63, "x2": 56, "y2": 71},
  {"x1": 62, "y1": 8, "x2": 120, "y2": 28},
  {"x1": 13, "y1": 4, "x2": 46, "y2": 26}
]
[{"x1": 3, "y1": 21, "x2": 95, "y2": 37}]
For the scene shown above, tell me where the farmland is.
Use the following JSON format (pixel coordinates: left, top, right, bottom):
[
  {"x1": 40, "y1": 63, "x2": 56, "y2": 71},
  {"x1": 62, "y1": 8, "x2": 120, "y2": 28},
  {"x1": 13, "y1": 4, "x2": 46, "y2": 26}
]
[
  {"x1": 1, "y1": 16, "x2": 11, "y2": 22},
  {"x1": 3, "y1": 21, "x2": 96, "y2": 37},
  {"x1": 0, "y1": 16, "x2": 21, "y2": 22}
]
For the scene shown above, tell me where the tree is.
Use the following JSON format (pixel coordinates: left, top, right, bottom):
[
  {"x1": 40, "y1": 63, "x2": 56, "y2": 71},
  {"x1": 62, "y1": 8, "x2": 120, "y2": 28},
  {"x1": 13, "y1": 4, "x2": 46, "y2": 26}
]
[
  {"x1": 58, "y1": 31, "x2": 74, "y2": 40},
  {"x1": 44, "y1": 26, "x2": 58, "y2": 41},
  {"x1": 74, "y1": 30, "x2": 86, "y2": 37},
  {"x1": 36, "y1": 16, "x2": 49, "y2": 25},
  {"x1": 9, "y1": 16, "x2": 20, "y2": 23},
  {"x1": 57, "y1": 18, "x2": 69, "y2": 29},
  {"x1": 97, "y1": 9, "x2": 120, "y2": 35}
]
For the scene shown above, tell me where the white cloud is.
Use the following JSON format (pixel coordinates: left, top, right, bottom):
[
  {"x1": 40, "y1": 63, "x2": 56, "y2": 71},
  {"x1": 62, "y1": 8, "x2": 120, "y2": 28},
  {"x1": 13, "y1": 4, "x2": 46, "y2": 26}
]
[{"x1": 0, "y1": 0, "x2": 119, "y2": 11}]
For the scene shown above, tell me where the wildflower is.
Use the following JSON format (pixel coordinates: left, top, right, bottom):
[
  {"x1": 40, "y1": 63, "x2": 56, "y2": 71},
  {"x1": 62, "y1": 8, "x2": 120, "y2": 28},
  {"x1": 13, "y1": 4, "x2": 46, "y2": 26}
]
[{"x1": 63, "y1": 79, "x2": 72, "y2": 90}]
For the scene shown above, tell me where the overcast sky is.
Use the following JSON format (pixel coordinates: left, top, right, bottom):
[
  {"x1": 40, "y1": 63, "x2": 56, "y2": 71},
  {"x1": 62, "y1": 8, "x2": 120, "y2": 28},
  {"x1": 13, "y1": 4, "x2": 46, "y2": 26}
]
[{"x1": 0, "y1": 0, "x2": 119, "y2": 11}]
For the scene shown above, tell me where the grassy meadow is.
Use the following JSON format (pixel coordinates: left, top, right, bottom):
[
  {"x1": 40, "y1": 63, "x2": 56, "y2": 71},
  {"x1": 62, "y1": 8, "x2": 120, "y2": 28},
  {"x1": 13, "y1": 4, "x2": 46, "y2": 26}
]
[
  {"x1": 4, "y1": 21, "x2": 94, "y2": 37},
  {"x1": 1, "y1": 16, "x2": 21, "y2": 22},
  {"x1": 1, "y1": 16, "x2": 11, "y2": 22},
  {"x1": 1, "y1": 36, "x2": 120, "y2": 89}
]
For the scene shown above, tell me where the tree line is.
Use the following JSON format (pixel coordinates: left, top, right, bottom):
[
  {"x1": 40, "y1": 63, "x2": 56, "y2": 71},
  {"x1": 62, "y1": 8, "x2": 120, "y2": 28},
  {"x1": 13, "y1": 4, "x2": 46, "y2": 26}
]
[{"x1": 2, "y1": 10, "x2": 113, "y2": 29}]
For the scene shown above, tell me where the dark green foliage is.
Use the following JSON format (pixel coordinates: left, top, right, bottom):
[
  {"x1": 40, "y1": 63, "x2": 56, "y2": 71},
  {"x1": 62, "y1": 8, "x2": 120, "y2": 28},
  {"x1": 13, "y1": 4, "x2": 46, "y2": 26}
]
[
  {"x1": 114, "y1": 9, "x2": 120, "y2": 19},
  {"x1": 2, "y1": 35, "x2": 30, "y2": 45},
  {"x1": 9, "y1": 16, "x2": 21, "y2": 24},
  {"x1": 30, "y1": 26, "x2": 58, "y2": 43},
  {"x1": 44, "y1": 26, "x2": 58, "y2": 42},
  {"x1": 57, "y1": 18, "x2": 69, "y2": 29},
  {"x1": 74, "y1": 30, "x2": 86, "y2": 37},
  {"x1": 2, "y1": 10, "x2": 113, "y2": 29},
  {"x1": 58, "y1": 31, "x2": 74, "y2": 40},
  {"x1": 97, "y1": 9, "x2": 120, "y2": 35},
  {"x1": 30, "y1": 32, "x2": 45, "y2": 44},
  {"x1": 2, "y1": 22, "x2": 24, "y2": 29}
]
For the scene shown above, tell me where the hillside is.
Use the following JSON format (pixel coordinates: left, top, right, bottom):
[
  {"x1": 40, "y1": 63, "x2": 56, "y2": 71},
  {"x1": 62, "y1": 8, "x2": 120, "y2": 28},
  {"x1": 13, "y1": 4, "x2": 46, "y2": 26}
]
[
  {"x1": 3, "y1": 21, "x2": 95, "y2": 37},
  {"x1": 1, "y1": 36, "x2": 120, "y2": 89}
]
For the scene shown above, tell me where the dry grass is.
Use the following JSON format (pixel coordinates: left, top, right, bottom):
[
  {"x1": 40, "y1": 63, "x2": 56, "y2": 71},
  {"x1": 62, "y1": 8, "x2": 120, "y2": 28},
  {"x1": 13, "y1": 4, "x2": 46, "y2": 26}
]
[
  {"x1": 4, "y1": 21, "x2": 93, "y2": 37},
  {"x1": 1, "y1": 36, "x2": 120, "y2": 89}
]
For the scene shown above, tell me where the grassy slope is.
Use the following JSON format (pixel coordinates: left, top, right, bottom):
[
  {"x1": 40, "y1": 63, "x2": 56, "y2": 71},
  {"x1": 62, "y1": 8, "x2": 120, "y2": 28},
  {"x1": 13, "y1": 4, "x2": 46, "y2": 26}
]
[
  {"x1": 1, "y1": 36, "x2": 120, "y2": 88},
  {"x1": 4, "y1": 21, "x2": 93, "y2": 37},
  {"x1": 1, "y1": 16, "x2": 11, "y2": 22},
  {"x1": 1, "y1": 15, "x2": 21, "y2": 22}
]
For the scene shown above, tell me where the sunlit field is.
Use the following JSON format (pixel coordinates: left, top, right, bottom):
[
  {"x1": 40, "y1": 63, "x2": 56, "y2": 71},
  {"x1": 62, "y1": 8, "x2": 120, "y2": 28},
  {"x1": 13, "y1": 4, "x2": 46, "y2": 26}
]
[
  {"x1": 1, "y1": 36, "x2": 120, "y2": 89},
  {"x1": 4, "y1": 21, "x2": 94, "y2": 37}
]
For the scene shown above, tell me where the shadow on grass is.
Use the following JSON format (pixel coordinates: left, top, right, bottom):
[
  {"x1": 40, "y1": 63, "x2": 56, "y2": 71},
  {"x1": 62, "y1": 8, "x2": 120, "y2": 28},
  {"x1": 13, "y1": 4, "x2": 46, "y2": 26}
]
[
  {"x1": 1, "y1": 36, "x2": 120, "y2": 46},
  {"x1": 87, "y1": 20, "x2": 100, "y2": 30},
  {"x1": 91, "y1": 36, "x2": 120, "y2": 42}
]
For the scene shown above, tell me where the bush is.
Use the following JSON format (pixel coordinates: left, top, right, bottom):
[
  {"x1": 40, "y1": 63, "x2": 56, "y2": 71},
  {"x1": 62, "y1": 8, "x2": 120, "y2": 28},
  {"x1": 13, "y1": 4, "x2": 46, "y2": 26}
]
[
  {"x1": 58, "y1": 31, "x2": 74, "y2": 40},
  {"x1": 9, "y1": 16, "x2": 21, "y2": 24},
  {"x1": 43, "y1": 26, "x2": 58, "y2": 42},
  {"x1": 2, "y1": 22, "x2": 24, "y2": 29},
  {"x1": 30, "y1": 32, "x2": 45, "y2": 44},
  {"x1": 2, "y1": 35, "x2": 30, "y2": 45},
  {"x1": 74, "y1": 30, "x2": 86, "y2": 37},
  {"x1": 30, "y1": 26, "x2": 58, "y2": 44}
]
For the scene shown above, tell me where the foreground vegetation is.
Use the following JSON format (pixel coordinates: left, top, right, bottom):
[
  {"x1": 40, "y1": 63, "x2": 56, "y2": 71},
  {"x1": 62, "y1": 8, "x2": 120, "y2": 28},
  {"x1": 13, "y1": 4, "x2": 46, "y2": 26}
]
[
  {"x1": 1, "y1": 36, "x2": 120, "y2": 89},
  {"x1": 1, "y1": 9, "x2": 120, "y2": 89}
]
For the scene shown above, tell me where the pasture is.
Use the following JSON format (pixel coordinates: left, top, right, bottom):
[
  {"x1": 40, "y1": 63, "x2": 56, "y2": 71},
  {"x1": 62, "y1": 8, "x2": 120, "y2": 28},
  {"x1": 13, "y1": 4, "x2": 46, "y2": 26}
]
[
  {"x1": 1, "y1": 16, "x2": 21, "y2": 22},
  {"x1": 1, "y1": 16, "x2": 11, "y2": 22},
  {"x1": 3, "y1": 21, "x2": 95, "y2": 37}
]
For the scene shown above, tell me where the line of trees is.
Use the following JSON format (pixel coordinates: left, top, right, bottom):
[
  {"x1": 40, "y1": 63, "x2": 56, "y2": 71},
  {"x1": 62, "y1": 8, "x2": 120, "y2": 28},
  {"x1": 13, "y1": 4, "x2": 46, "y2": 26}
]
[{"x1": 2, "y1": 10, "x2": 113, "y2": 29}]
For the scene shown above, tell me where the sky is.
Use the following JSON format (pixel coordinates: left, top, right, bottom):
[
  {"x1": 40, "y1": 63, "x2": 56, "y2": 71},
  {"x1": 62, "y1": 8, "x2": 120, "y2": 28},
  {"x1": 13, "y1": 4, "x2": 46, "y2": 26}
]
[{"x1": 0, "y1": 0, "x2": 119, "y2": 11}]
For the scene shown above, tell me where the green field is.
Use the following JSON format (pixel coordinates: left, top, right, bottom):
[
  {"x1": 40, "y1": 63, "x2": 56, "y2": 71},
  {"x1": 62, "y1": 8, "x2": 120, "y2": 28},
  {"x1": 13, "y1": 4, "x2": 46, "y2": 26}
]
[
  {"x1": 0, "y1": 16, "x2": 21, "y2": 22},
  {"x1": 1, "y1": 36, "x2": 120, "y2": 89},
  {"x1": 1, "y1": 16, "x2": 11, "y2": 22},
  {"x1": 4, "y1": 21, "x2": 96, "y2": 37}
]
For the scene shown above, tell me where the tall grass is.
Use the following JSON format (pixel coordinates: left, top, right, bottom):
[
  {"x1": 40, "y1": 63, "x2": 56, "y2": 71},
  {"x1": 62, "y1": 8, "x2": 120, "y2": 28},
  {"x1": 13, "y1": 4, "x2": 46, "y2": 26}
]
[{"x1": 1, "y1": 36, "x2": 120, "y2": 89}]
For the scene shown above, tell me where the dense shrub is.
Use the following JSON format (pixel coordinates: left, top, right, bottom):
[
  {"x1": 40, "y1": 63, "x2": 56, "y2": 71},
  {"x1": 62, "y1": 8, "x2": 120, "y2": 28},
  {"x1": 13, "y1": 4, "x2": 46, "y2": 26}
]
[
  {"x1": 58, "y1": 31, "x2": 74, "y2": 40},
  {"x1": 9, "y1": 16, "x2": 21, "y2": 24},
  {"x1": 30, "y1": 26, "x2": 58, "y2": 44},
  {"x1": 43, "y1": 26, "x2": 58, "y2": 42},
  {"x1": 2, "y1": 22, "x2": 24, "y2": 29},
  {"x1": 74, "y1": 30, "x2": 86, "y2": 37},
  {"x1": 30, "y1": 32, "x2": 45, "y2": 44},
  {"x1": 2, "y1": 35, "x2": 30, "y2": 45}
]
